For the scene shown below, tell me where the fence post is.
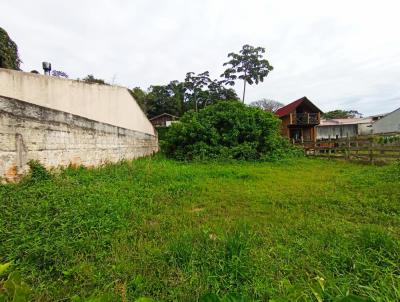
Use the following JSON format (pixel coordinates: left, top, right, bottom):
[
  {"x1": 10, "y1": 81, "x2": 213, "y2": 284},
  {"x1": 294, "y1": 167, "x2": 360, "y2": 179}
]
[
  {"x1": 328, "y1": 135, "x2": 331, "y2": 159},
  {"x1": 398, "y1": 140, "x2": 400, "y2": 160},
  {"x1": 355, "y1": 135, "x2": 359, "y2": 158},
  {"x1": 346, "y1": 133, "x2": 350, "y2": 161},
  {"x1": 369, "y1": 136, "x2": 374, "y2": 163},
  {"x1": 314, "y1": 141, "x2": 316, "y2": 157}
]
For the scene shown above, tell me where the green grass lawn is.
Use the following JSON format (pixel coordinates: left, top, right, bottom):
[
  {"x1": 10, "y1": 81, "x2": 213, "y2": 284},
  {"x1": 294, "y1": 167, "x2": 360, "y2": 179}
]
[{"x1": 1, "y1": 157, "x2": 399, "y2": 301}]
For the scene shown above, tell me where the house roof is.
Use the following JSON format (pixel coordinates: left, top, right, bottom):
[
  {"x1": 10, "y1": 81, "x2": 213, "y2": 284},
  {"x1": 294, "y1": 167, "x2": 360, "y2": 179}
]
[
  {"x1": 149, "y1": 113, "x2": 179, "y2": 121},
  {"x1": 319, "y1": 117, "x2": 374, "y2": 126},
  {"x1": 376, "y1": 107, "x2": 400, "y2": 120},
  {"x1": 371, "y1": 107, "x2": 400, "y2": 128},
  {"x1": 275, "y1": 96, "x2": 323, "y2": 117}
]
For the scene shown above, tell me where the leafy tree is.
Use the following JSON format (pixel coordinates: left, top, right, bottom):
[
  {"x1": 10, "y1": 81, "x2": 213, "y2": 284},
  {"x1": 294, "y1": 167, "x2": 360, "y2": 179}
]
[
  {"x1": 135, "y1": 74, "x2": 239, "y2": 119},
  {"x1": 221, "y1": 44, "x2": 273, "y2": 103},
  {"x1": 183, "y1": 73, "x2": 240, "y2": 111},
  {"x1": 250, "y1": 99, "x2": 283, "y2": 113},
  {"x1": 184, "y1": 71, "x2": 211, "y2": 112},
  {"x1": 130, "y1": 87, "x2": 148, "y2": 113},
  {"x1": 167, "y1": 80, "x2": 186, "y2": 115},
  {"x1": 207, "y1": 79, "x2": 240, "y2": 104},
  {"x1": 0, "y1": 27, "x2": 22, "y2": 70},
  {"x1": 81, "y1": 74, "x2": 108, "y2": 85},
  {"x1": 146, "y1": 85, "x2": 182, "y2": 118},
  {"x1": 162, "y1": 101, "x2": 299, "y2": 160},
  {"x1": 322, "y1": 110, "x2": 362, "y2": 119}
]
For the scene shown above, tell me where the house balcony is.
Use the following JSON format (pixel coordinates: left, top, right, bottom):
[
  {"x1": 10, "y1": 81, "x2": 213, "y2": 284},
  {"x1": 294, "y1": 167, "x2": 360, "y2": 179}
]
[{"x1": 289, "y1": 113, "x2": 320, "y2": 125}]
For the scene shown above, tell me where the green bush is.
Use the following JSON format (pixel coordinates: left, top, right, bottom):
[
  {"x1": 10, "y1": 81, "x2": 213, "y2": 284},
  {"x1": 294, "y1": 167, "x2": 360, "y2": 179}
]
[
  {"x1": 155, "y1": 126, "x2": 169, "y2": 142},
  {"x1": 162, "y1": 101, "x2": 300, "y2": 160},
  {"x1": 27, "y1": 160, "x2": 52, "y2": 182}
]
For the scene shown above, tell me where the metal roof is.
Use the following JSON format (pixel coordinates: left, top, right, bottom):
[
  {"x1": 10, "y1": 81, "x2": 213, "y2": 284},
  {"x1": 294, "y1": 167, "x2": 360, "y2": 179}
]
[
  {"x1": 319, "y1": 117, "x2": 374, "y2": 126},
  {"x1": 149, "y1": 113, "x2": 179, "y2": 121},
  {"x1": 275, "y1": 96, "x2": 323, "y2": 117}
]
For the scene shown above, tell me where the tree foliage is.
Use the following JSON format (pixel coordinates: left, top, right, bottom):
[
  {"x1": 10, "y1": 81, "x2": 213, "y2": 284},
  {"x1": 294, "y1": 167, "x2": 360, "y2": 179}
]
[
  {"x1": 162, "y1": 101, "x2": 299, "y2": 160},
  {"x1": 250, "y1": 99, "x2": 284, "y2": 113},
  {"x1": 145, "y1": 84, "x2": 183, "y2": 117},
  {"x1": 134, "y1": 75, "x2": 239, "y2": 118},
  {"x1": 322, "y1": 110, "x2": 362, "y2": 119},
  {"x1": 221, "y1": 44, "x2": 273, "y2": 102},
  {"x1": 81, "y1": 74, "x2": 108, "y2": 85},
  {"x1": 129, "y1": 44, "x2": 273, "y2": 118},
  {"x1": 184, "y1": 71, "x2": 212, "y2": 112},
  {"x1": 130, "y1": 87, "x2": 148, "y2": 112},
  {"x1": 0, "y1": 27, "x2": 22, "y2": 70}
]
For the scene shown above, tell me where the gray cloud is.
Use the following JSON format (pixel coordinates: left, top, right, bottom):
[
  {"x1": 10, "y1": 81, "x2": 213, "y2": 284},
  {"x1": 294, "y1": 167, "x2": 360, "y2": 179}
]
[{"x1": 1, "y1": 0, "x2": 399, "y2": 115}]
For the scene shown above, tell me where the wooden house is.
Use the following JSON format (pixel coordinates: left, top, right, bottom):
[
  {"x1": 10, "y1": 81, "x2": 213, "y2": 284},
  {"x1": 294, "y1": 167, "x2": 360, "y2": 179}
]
[
  {"x1": 276, "y1": 97, "x2": 322, "y2": 142},
  {"x1": 149, "y1": 113, "x2": 179, "y2": 127}
]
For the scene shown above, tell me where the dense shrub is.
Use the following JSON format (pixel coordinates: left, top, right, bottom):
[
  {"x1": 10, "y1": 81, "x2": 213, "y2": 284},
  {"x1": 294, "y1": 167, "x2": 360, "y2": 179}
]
[
  {"x1": 162, "y1": 101, "x2": 300, "y2": 160},
  {"x1": 27, "y1": 160, "x2": 52, "y2": 182},
  {"x1": 155, "y1": 126, "x2": 169, "y2": 142}
]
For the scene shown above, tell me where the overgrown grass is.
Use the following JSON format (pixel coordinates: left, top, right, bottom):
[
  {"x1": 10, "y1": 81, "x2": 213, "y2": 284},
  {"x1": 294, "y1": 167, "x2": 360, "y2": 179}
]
[{"x1": 1, "y1": 157, "x2": 399, "y2": 301}]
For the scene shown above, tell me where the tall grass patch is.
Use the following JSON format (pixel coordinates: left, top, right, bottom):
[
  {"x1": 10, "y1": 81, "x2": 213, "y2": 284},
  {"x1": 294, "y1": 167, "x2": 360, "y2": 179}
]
[{"x1": 0, "y1": 158, "x2": 399, "y2": 301}]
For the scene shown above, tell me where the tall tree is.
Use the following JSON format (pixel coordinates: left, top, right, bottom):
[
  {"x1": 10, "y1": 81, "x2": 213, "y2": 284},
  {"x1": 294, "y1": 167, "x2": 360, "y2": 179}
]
[
  {"x1": 206, "y1": 79, "x2": 239, "y2": 105},
  {"x1": 221, "y1": 44, "x2": 273, "y2": 103},
  {"x1": 0, "y1": 27, "x2": 22, "y2": 70},
  {"x1": 135, "y1": 74, "x2": 239, "y2": 119},
  {"x1": 145, "y1": 85, "x2": 184, "y2": 118},
  {"x1": 184, "y1": 71, "x2": 211, "y2": 112},
  {"x1": 167, "y1": 80, "x2": 186, "y2": 115},
  {"x1": 250, "y1": 99, "x2": 283, "y2": 113}
]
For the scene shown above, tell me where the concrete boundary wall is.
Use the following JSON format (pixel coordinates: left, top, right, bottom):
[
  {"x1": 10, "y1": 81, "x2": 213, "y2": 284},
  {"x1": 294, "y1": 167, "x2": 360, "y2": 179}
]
[
  {"x1": 0, "y1": 69, "x2": 155, "y2": 135},
  {"x1": 0, "y1": 96, "x2": 158, "y2": 181}
]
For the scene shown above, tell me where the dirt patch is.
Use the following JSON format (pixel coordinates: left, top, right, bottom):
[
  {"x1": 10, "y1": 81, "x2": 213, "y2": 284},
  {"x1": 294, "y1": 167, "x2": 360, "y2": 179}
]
[{"x1": 189, "y1": 207, "x2": 205, "y2": 213}]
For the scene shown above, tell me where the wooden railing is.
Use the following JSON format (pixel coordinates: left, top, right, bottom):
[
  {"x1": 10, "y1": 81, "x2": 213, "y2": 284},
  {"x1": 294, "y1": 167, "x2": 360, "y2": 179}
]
[
  {"x1": 295, "y1": 134, "x2": 400, "y2": 163},
  {"x1": 289, "y1": 113, "x2": 320, "y2": 125}
]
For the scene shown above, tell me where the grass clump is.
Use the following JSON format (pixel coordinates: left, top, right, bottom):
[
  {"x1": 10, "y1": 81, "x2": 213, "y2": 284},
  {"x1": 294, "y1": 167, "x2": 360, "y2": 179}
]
[
  {"x1": 27, "y1": 160, "x2": 52, "y2": 182},
  {"x1": 0, "y1": 157, "x2": 399, "y2": 301}
]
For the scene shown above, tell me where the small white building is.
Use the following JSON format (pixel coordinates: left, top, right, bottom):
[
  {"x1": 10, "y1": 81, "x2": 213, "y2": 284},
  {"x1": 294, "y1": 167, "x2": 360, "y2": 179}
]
[
  {"x1": 316, "y1": 117, "x2": 376, "y2": 140},
  {"x1": 372, "y1": 107, "x2": 400, "y2": 134}
]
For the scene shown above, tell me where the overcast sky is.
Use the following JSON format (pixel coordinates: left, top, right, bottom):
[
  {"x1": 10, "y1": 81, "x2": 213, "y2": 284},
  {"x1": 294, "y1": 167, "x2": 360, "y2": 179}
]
[{"x1": 1, "y1": 0, "x2": 400, "y2": 115}]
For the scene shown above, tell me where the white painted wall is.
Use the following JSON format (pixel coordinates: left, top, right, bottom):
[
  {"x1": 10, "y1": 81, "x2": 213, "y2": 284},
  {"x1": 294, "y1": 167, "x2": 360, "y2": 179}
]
[
  {"x1": 373, "y1": 108, "x2": 400, "y2": 134},
  {"x1": 358, "y1": 123, "x2": 373, "y2": 136},
  {"x1": 0, "y1": 69, "x2": 155, "y2": 136}
]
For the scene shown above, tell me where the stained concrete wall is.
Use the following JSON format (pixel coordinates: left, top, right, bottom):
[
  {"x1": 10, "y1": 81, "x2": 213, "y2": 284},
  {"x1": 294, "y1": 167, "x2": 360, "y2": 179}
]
[
  {"x1": 0, "y1": 96, "x2": 158, "y2": 181},
  {"x1": 0, "y1": 68, "x2": 155, "y2": 135}
]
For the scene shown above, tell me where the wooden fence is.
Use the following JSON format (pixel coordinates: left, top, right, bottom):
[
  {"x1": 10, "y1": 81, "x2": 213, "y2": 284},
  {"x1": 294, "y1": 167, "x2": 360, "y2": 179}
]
[{"x1": 295, "y1": 134, "x2": 400, "y2": 163}]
